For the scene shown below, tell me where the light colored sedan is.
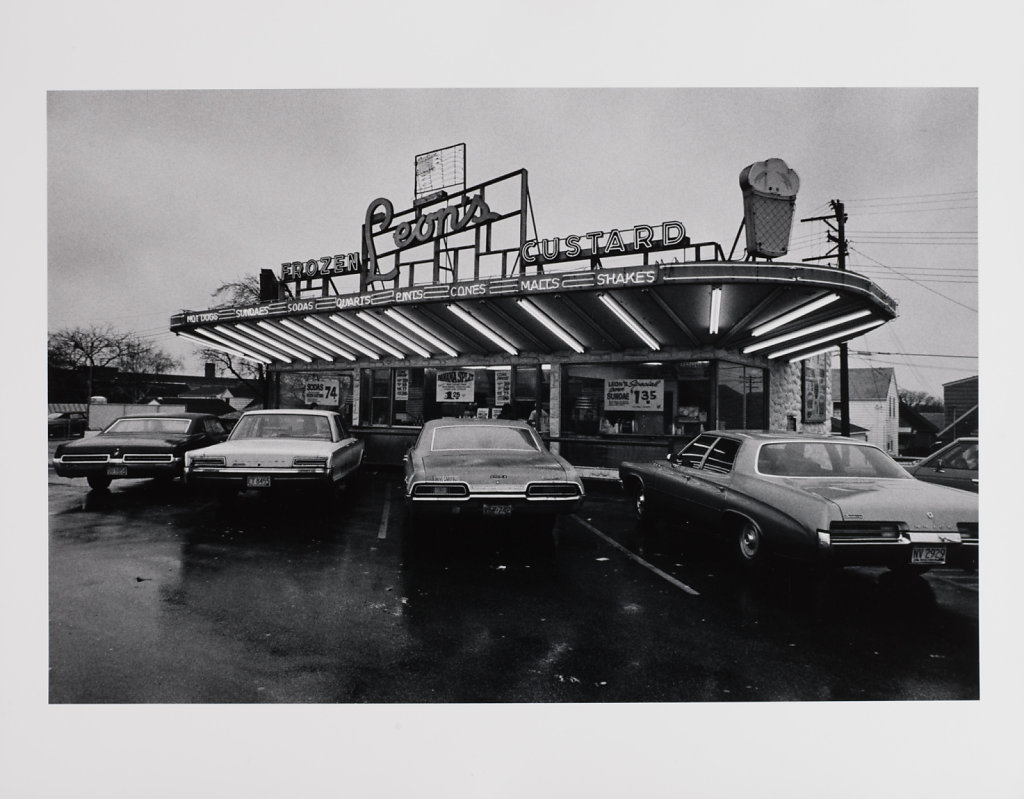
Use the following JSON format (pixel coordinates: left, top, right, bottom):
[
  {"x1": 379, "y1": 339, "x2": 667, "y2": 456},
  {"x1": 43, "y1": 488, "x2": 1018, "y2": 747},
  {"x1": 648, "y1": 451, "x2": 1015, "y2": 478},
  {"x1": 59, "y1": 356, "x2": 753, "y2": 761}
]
[
  {"x1": 403, "y1": 417, "x2": 584, "y2": 536},
  {"x1": 185, "y1": 409, "x2": 364, "y2": 495},
  {"x1": 619, "y1": 431, "x2": 978, "y2": 574}
]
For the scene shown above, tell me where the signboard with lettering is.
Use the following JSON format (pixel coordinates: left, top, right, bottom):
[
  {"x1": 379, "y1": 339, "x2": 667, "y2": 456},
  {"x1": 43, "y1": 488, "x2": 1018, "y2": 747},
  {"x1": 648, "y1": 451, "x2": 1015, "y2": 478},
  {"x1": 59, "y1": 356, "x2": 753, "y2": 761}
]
[
  {"x1": 604, "y1": 378, "x2": 664, "y2": 411},
  {"x1": 394, "y1": 368, "x2": 410, "y2": 401},
  {"x1": 305, "y1": 378, "x2": 341, "y2": 405},
  {"x1": 436, "y1": 370, "x2": 475, "y2": 402},
  {"x1": 495, "y1": 370, "x2": 512, "y2": 405}
]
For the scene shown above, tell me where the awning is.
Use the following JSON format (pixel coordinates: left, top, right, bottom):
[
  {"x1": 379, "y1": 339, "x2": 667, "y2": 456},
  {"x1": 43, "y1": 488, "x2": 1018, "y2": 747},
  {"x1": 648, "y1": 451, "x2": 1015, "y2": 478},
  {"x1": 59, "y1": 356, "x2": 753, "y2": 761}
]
[{"x1": 169, "y1": 261, "x2": 897, "y2": 369}]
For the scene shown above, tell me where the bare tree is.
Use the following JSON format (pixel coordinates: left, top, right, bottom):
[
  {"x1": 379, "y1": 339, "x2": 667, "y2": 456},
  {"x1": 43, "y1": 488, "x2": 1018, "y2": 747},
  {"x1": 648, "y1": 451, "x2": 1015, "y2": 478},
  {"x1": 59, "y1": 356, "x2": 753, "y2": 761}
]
[
  {"x1": 898, "y1": 389, "x2": 943, "y2": 412},
  {"x1": 48, "y1": 325, "x2": 182, "y2": 402},
  {"x1": 48, "y1": 325, "x2": 128, "y2": 400},
  {"x1": 196, "y1": 275, "x2": 267, "y2": 400}
]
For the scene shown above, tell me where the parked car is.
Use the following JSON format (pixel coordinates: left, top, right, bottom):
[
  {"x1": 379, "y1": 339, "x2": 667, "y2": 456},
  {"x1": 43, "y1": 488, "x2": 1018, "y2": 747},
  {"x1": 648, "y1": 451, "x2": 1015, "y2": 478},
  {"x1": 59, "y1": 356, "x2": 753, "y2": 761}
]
[
  {"x1": 52, "y1": 413, "x2": 229, "y2": 490},
  {"x1": 184, "y1": 409, "x2": 364, "y2": 496},
  {"x1": 904, "y1": 437, "x2": 978, "y2": 493},
  {"x1": 48, "y1": 411, "x2": 88, "y2": 438},
  {"x1": 619, "y1": 431, "x2": 978, "y2": 573},
  {"x1": 402, "y1": 417, "x2": 584, "y2": 536}
]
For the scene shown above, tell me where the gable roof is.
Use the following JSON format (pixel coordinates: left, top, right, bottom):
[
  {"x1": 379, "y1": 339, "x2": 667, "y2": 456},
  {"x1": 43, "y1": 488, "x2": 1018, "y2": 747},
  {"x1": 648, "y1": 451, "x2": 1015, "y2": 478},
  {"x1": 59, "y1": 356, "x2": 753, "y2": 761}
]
[
  {"x1": 831, "y1": 367, "x2": 895, "y2": 402},
  {"x1": 899, "y1": 401, "x2": 940, "y2": 433}
]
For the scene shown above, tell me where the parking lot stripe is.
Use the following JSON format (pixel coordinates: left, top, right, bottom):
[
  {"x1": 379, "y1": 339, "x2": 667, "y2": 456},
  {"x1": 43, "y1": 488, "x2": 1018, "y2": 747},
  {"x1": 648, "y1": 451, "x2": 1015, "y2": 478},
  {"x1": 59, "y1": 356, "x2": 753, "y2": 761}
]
[
  {"x1": 571, "y1": 515, "x2": 701, "y2": 596},
  {"x1": 377, "y1": 490, "x2": 392, "y2": 540}
]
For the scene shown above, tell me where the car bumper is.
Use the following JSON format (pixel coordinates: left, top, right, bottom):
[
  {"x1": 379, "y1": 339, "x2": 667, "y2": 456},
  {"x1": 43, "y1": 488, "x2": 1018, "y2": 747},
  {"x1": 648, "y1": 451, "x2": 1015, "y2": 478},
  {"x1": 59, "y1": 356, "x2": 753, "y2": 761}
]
[
  {"x1": 186, "y1": 467, "x2": 333, "y2": 490},
  {"x1": 53, "y1": 457, "x2": 183, "y2": 480},
  {"x1": 816, "y1": 530, "x2": 971, "y2": 568},
  {"x1": 405, "y1": 494, "x2": 584, "y2": 518}
]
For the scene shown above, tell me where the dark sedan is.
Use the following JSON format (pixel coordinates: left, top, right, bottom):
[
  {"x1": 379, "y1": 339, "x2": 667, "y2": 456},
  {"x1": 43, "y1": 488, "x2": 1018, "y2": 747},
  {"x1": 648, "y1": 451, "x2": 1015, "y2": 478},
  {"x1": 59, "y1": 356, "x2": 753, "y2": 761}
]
[
  {"x1": 53, "y1": 413, "x2": 229, "y2": 490},
  {"x1": 904, "y1": 437, "x2": 978, "y2": 493},
  {"x1": 619, "y1": 431, "x2": 978, "y2": 574},
  {"x1": 48, "y1": 411, "x2": 88, "y2": 439},
  {"x1": 402, "y1": 417, "x2": 584, "y2": 538}
]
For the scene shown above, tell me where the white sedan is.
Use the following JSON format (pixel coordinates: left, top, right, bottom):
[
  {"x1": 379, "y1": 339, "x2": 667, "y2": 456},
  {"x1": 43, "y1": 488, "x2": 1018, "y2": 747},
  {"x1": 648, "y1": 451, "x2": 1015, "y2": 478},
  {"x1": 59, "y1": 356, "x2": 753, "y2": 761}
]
[{"x1": 185, "y1": 409, "x2": 364, "y2": 495}]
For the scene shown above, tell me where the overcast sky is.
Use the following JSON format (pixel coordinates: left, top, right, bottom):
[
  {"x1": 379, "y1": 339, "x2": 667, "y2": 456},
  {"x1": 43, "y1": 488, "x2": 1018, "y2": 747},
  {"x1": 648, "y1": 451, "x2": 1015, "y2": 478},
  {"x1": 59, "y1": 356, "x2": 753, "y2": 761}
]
[{"x1": 48, "y1": 87, "x2": 976, "y2": 397}]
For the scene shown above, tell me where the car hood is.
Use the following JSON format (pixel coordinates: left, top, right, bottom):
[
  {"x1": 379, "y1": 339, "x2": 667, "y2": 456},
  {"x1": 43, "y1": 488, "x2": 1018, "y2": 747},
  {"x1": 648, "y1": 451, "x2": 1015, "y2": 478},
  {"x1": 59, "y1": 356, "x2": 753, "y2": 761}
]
[
  {"x1": 55, "y1": 435, "x2": 193, "y2": 454},
  {"x1": 416, "y1": 450, "x2": 574, "y2": 487},
  {"x1": 190, "y1": 438, "x2": 340, "y2": 466},
  {"x1": 787, "y1": 476, "x2": 978, "y2": 529}
]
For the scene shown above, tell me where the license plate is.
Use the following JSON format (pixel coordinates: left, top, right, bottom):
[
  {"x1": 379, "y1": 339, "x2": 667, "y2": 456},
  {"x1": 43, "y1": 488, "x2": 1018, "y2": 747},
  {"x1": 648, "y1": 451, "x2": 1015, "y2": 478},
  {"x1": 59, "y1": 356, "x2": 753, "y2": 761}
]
[
  {"x1": 246, "y1": 475, "x2": 272, "y2": 488},
  {"x1": 911, "y1": 545, "x2": 946, "y2": 564},
  {"x1": 106, "y1": 466, "x2": 128, "y2": 476},
  {"x1": 483, "y1": 504, "x2": 512, "y2": 517}
]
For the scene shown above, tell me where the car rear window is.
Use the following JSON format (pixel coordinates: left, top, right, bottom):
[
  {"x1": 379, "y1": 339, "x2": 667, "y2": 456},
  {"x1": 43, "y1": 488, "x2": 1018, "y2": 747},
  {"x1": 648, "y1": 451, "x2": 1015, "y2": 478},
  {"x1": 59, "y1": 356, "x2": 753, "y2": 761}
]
[
  {"x1": 757, "y1": 441, "x2": 909, "y2": 478},
  {"x1": 105, "y1": 418, "x2": 191, "y2": 435},
  {"x1": 430, "y1": 425, "x2": 540, "y2": 452},
  {"x1": 230, "y1": 414, "x2": 333, "y2": 441}
]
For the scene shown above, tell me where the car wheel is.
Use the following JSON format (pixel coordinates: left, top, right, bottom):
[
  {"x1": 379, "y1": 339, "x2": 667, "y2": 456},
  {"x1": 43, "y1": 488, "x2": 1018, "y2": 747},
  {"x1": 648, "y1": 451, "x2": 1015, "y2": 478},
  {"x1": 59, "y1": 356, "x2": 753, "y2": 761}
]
[
  {"x1": 631, "y1": 484, "x2": 657, "y2": 528},
  {"x1": 735, "y1": 518, "x2": 766, "y2": 568},
  {"x1": 87, "y1": 475, "x2": 111, "y2": 491}
]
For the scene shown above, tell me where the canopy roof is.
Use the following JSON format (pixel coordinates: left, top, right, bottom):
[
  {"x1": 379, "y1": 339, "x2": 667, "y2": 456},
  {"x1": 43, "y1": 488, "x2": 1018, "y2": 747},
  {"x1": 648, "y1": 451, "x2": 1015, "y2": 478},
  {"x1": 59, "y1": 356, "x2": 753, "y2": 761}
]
[{"x1": 170, "y1": 261, "x2": 897, "y2": 370}]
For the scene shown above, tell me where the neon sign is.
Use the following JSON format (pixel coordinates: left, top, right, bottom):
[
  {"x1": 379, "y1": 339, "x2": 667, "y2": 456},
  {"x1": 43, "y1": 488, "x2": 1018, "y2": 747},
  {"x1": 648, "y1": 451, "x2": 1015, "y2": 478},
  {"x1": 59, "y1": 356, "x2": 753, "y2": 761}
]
[
  {"x1": 281, "y1": 253, "x2": 361, "y2": 281},
  {"x1": 521, "y1": 221, "x2": 687, "y2": 265}
]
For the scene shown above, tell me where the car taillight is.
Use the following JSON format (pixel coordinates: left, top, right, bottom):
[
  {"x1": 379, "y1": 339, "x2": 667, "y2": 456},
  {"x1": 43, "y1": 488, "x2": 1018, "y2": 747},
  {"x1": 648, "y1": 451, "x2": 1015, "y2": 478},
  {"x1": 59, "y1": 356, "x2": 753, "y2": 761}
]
[
  {"x1": 828, "y1": 522, "x2": 905, "y2": 541},
  {"x1": 293, "y1": 457, "x2": 328, "y2": 469},
  {"x1": 189, "y1": 456, "x2": 226, "y2": 468},
  {"x1": 412, "y1": 483, "x2": 469, "y2": 497},
  {"x1": 957, "y1": 522, "x2": 978, "y2": 543},
  {"x1": 526, "y1": 483, "x2": 582, "y2": 498}
]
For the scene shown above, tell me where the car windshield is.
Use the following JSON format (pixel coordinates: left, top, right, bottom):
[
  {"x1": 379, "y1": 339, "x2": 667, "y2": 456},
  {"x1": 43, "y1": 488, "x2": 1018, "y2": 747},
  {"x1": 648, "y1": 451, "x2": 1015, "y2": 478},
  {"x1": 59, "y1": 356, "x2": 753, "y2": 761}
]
[
  {"x1": 922, "y1": 441, "x2": 978, "y2": 470},
  {"x1": 757, "y1": 441, "x2": 910, "y2": 478},
  {"x1": 105, "y1": 418, "x2": 191, "y2": 435},
  {"x1": 430, "y1": 425, "x2": 540, "y2": 452},
  {"x1": 230, "y1": 413, "x2": 333, "y2": 441}
]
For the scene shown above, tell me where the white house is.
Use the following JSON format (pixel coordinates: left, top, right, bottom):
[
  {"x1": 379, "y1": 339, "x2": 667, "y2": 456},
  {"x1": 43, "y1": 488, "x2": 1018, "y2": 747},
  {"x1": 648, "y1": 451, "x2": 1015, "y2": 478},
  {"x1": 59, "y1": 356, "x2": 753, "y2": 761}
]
[{"x1": 831, "y1": 367, "x2": 899, "y2": 453}]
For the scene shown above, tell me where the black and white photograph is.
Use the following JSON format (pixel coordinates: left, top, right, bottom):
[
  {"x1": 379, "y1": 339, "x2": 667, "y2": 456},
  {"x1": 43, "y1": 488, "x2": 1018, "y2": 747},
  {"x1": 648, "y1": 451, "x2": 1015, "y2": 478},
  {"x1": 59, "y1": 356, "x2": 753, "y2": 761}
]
[{"x1": 5, "y1": 2, "x2": 1019, "y2": 797}]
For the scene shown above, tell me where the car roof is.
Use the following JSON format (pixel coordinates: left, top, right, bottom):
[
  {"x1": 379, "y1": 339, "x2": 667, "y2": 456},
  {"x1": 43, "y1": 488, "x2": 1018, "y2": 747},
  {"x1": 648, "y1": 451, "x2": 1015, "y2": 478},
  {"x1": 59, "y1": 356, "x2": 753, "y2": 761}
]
[
  {"x1": 420, "y1": 417, "x2": 532, "y2": 430},
  {"x1": 240, "y1": 409, "x2": 339, "y2": 416},
  {"x1": 696, "y1": 430, "x2": 871, "y2": 445},
  {"x1": 112, "y1": 412, "x2": 217, "y2": 421}
]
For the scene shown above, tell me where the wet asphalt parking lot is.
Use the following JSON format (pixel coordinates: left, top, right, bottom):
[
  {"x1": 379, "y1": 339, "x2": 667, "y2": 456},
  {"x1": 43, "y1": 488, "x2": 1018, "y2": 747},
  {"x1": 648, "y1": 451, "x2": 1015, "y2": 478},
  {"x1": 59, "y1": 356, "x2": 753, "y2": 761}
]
[{"x1": 47, "y1": 441, "x2": 979, "y2": 704}]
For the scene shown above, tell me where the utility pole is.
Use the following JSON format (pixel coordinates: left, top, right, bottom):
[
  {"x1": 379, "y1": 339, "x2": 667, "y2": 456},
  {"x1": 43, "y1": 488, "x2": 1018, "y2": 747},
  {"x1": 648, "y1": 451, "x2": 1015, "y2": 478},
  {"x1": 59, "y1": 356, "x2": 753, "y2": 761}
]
[{"x1": 801, "y1": 199, "x2": 850, "y2": 435}]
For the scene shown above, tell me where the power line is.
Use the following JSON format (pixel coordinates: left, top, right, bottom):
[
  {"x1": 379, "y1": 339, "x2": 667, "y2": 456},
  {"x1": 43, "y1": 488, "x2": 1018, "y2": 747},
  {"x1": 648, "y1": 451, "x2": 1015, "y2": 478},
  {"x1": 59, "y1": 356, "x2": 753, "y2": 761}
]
[
  {"x1": 852, "y1": 351, "x2": 977, "y2": 359},
  {"x1": 848, "y1": 245, "x2": 977, "y2": 313}
]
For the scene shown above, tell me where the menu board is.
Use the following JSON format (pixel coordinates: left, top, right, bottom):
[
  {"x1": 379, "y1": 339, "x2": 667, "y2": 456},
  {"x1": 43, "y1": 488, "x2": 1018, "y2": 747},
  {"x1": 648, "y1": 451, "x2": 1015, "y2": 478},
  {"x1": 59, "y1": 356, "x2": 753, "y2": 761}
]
[
  {"x1": 436, "y1": 369, "x2": 476, "y2": 402},
  {"x1": 304, "y1": 378, "x2": 341, "y2": 405},
  {"x1": 604, "y1": 378, "x2": 664, "y2": 411}
]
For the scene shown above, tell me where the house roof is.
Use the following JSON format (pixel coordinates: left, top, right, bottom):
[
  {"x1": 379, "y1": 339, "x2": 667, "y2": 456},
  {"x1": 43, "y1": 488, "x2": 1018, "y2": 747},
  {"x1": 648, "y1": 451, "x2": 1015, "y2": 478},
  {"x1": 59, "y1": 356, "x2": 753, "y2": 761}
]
[
  {"x1": 830, "y1": 417, "x2": 871, "y2": 434},
  {"x1": 942, "y1": 375, "x2": 979, "y2": 390},
  {"x1": 831, "y1": 367, "x2": 895, "y2": 401},
  {"x1": 898, "y1": 401, "x2": 940, "y2": 433}
]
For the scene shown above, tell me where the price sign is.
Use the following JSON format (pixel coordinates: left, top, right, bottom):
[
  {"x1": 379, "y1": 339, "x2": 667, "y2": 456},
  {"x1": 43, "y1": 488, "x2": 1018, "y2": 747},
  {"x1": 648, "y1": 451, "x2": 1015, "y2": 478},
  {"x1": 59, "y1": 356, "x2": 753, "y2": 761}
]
[
  {"x1": 604, "y1": 378, "x2": 664, "y2": 411},
  {"x1": 495, "y1": 370, "x2": 511, "y2": 405},
  {"x1": 436, "y1": 370, "x2": 476, "y2": 402},
  {"x1": 305, "y1": 378, "x2": 340, "y2": 405},
  {"x1": 394, "y1": 368, "x2": 410, "y2": 401}
]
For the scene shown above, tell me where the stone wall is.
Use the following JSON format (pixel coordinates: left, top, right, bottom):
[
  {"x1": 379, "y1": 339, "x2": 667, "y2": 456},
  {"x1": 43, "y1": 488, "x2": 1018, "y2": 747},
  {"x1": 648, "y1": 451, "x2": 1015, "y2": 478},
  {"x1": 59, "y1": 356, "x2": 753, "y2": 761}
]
[{"x1": 768, "y1": 357, "x2": 831, "y2": 435}]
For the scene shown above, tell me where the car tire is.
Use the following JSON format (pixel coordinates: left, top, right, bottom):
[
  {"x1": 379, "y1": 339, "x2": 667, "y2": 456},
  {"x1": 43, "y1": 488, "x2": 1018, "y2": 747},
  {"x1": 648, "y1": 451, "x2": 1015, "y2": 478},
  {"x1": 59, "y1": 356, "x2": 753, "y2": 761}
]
[
  {"x1": 87, "y1": 475, "x2": 111, "y2": 491},
  {"x1": 735, "y1": 518, "x2": 766, "y2": 570}
]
